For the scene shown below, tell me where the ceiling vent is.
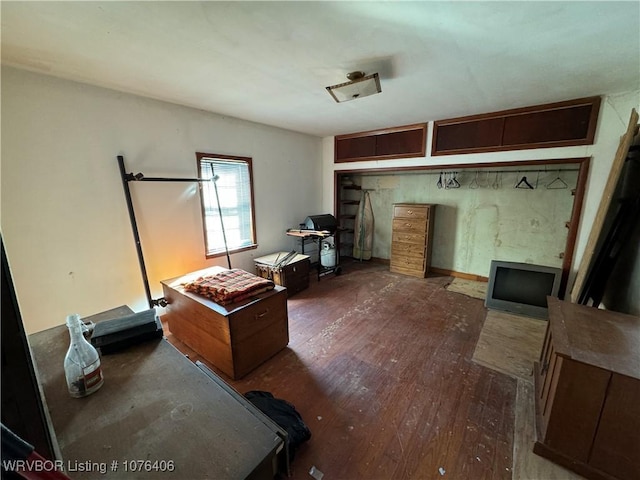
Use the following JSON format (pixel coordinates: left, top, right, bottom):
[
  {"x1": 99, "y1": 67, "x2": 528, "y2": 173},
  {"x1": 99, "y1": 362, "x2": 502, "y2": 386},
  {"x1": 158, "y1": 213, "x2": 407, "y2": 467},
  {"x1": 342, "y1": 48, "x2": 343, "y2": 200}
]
[{"x1": 326, "y1": 71, "x2": 381, "y2": 103}]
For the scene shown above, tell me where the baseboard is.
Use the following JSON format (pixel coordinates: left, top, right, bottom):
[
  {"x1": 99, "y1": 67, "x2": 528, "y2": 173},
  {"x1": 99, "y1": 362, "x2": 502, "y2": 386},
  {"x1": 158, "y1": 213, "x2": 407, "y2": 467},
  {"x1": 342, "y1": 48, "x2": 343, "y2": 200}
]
[
  {"x1": 362, "y1": 258, "x2": 488, "y2": 282},
  {"x1": 345, "y1": 256, "x2": 389, "y2": 265},
  {"x1": 429, "y1": 267, "x2": 488, "y2": 282}
]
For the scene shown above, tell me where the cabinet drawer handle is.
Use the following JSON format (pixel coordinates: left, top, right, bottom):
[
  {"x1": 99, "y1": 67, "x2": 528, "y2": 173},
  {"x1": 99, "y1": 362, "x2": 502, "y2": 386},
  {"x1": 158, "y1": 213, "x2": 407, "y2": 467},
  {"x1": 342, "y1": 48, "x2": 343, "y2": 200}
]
[
  {"x1": 256, "y1": 309, "x2": 270, "y2": 319},
  {"x1": 407, "y1": 210, "x2": 413, "y2": 215},
  {"x1": 405, "y1": 223, "x2": 412, "y2": 228}
]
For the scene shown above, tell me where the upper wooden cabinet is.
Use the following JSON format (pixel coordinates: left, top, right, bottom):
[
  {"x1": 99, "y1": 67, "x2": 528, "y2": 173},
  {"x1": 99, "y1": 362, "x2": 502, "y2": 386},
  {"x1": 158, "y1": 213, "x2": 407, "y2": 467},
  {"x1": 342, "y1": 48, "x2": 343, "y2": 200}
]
[
  {"x1": 335, "y1": 123, "x2": 427, "y2": 163},
  {"x1": 432, "y1": 96, "x2": 601, "y2": 156}
]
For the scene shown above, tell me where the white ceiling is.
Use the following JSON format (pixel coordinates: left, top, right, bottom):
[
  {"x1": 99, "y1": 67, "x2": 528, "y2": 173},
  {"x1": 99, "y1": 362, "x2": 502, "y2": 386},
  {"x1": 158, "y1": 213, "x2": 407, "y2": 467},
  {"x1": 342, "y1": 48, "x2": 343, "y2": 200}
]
[{"x1": 2, "y1": 1, "x2": 639, "y2": 138}]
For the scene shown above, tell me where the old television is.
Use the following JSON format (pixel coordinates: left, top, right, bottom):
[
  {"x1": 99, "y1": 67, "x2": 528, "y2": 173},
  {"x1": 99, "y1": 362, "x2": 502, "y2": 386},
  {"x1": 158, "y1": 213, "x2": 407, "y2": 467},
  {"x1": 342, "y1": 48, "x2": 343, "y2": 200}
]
[{"x1": 485, "y1": 260, "x2": 562, "y2": 319}]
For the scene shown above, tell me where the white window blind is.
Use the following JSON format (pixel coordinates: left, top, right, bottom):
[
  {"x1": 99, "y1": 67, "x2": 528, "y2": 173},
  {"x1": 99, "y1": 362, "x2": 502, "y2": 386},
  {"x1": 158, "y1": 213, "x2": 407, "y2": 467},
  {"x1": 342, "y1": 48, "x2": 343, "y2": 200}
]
[{"x1": 199, "y1": 157, "x2": 255, "y2": 256}]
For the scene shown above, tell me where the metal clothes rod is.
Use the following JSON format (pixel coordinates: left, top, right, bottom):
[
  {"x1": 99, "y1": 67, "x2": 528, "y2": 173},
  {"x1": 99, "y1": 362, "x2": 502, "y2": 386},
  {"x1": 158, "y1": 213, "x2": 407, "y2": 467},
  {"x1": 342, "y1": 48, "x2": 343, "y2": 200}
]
[
  {"x1": 133, "y1": 176, "x2": 209, "y2": 183},
  {"x1": 434, "y1": 168, "x2": 579, "y2": 174}
]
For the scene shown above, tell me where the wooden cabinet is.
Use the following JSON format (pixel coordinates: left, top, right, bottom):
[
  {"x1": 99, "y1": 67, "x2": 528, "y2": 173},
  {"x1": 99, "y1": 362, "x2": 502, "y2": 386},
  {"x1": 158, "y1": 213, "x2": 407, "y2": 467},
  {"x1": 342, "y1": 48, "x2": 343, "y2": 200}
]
[
  {"x1": 161, "y1": 268, "x2": 289, "y2": 380},
  {"x1": 389, "y1": 203, "x2": 435, "y2": 278},
  {"x1": 534, "y1": 298, "x2": 640, "y2": 480},
  {"x1": 432, "y1": 96, "x2": 601, "y2": 155},
  {"x1": 335, "y1": 123, "x2": 427, "y2": 163}
]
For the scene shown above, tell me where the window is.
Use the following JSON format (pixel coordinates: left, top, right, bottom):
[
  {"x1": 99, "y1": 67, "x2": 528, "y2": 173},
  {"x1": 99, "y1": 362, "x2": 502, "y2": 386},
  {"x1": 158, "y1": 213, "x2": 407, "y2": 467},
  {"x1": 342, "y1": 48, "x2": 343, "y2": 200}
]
[{"x1": 196, "y1": 152, "x2": 257, "y2": 258}]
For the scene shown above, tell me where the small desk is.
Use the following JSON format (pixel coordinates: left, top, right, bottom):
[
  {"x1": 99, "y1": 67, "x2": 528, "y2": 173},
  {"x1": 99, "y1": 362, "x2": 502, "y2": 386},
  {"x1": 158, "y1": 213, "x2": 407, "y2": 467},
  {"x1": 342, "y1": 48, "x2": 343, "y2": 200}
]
[{"x1": 29, "y1": 306, "x2": 285, "y2": 479}]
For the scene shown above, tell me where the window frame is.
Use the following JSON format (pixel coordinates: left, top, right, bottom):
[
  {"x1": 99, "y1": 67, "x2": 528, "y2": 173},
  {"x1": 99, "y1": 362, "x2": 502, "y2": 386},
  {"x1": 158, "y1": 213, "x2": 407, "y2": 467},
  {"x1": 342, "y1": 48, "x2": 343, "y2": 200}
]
[{"x1": 196, "y1": 152, "x2": 258, "y2": 259}]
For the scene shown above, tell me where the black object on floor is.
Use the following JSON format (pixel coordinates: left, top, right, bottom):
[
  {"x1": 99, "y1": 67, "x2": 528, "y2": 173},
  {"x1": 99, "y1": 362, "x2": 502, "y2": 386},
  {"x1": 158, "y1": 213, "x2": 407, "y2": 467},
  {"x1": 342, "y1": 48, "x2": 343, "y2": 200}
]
[
  {"x1": 244, "y1": 390, "x2": 311, "y2": 460},
  {"x1": 90, "y1": 309, "x2": 163, "y2": 354}
]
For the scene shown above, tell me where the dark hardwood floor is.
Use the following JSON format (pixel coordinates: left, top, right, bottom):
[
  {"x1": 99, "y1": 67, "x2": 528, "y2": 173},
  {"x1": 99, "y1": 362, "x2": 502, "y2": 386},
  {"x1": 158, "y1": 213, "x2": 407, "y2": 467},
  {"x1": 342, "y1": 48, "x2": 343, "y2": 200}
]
[{"x1": 164, "y1": 260, "x2": 516, "y2": 480}]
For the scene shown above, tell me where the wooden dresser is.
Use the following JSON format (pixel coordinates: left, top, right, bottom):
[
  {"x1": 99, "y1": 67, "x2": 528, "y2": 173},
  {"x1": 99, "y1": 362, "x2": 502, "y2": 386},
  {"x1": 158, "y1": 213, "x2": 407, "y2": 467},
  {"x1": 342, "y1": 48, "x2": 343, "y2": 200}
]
[
  {"x1": 390, "y1": 203, "x2": 435, "y2": 278},
  {"x1": 534, "y1": 297, "x2": 640, "y2": 480},
  {"x1": 161, "y1": 267, "x2": 289, "y2": 380}
]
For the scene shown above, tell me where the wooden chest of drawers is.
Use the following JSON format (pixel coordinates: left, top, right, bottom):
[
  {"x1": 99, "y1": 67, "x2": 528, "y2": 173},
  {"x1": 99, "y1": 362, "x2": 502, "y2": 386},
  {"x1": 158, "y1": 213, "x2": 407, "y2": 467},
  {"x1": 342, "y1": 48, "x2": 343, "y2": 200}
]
[
  {"x1": 161, "y1": 267, "x2": 289, "y2": 380},
  {"x1": 534, "y1": 298, "x2": 640, "y2": 480},
  {"x1": 390, "y1": 203, "x2": 435, "y2": 278}
]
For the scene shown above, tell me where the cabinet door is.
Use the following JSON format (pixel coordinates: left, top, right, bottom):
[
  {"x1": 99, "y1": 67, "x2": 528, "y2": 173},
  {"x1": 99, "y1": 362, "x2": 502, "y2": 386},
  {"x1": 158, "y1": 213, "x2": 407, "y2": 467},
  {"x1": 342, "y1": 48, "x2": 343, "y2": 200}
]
[
  {"x1": 544, "y1": 359, "x2": 610, "y2": 462},
  {"x1": 335, "y1": 136, "x2": 376, "y2": 161},
  {"x1": 589, "y1": 374, "x2": 640, "y2": 479},
  {"x1": 537, "y1": 326, "x2": 557, "y2": 436},
  {"x1": 433, "y1": 118, "x2": 504, "y2": 152},
  {"x1": 375, "y1": 129, "x2": 425, "y2": 157}
]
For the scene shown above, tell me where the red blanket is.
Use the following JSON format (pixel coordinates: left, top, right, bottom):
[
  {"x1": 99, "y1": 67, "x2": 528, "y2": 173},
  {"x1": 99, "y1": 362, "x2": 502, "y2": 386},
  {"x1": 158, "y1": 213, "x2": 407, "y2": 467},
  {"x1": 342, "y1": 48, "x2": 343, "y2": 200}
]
[{"x1": 183, "y1": 268, "x2": 274, "y2": 305}]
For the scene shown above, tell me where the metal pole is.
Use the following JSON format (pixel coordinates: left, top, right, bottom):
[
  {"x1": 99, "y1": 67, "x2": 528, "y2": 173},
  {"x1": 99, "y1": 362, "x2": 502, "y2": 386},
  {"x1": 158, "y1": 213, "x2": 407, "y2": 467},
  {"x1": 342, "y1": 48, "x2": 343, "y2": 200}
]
[
  {"x1": 117, "y1": 155, "x2": 154, "y2": 309},
  {"x1": 211, "y1": 171, "x2": 232, "y2": 269},
  {"x1": 137, "y1": 176, "x2": 208, "y2": 183}
]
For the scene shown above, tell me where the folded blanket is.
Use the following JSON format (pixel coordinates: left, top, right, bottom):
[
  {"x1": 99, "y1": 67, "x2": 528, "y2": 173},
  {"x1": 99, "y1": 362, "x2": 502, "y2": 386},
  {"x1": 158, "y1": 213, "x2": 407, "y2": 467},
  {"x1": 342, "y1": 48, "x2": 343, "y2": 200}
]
[{"x1": 183, "y1": 268, "x2": 275, "y2": 306}]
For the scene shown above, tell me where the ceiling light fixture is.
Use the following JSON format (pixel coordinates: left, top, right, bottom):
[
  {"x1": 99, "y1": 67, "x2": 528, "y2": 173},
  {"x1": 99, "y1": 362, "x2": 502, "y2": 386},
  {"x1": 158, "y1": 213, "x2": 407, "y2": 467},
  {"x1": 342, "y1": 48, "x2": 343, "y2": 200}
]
[{"x1": 326, "y1": 71, "x2": 381, "y2": 103}]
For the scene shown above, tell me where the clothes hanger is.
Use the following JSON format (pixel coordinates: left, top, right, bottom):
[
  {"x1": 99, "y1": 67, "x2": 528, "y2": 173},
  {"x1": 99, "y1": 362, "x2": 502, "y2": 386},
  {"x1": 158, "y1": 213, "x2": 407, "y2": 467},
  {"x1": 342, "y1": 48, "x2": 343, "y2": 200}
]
[
  {"x1": 492, "y1": 171, "x2": 502, "y2": 190},
  {"x1": 469, "y1": 171, "x2": 480, "y2": 189},
  {"x1": 481, "y1": 171, "x2": 491, "y2": 188},
  {"x1": 515, "y1": 174, "x2": 535, "y2": 189},
  {"x1": 447, "y1": 171, "x2": 460, "y2": 189},
  {"x1": 546, "y1": 170, "x2": 568, "y2": 189},
  {"x1": 445, "y1": 171, "x2": 452, "y2": 189}
]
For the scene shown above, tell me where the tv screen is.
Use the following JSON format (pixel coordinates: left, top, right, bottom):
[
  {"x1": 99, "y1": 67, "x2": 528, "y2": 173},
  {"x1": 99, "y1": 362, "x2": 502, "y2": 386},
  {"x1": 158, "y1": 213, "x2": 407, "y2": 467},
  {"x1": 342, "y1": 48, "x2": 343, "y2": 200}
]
[{"x1": 485, "y1": 260, "x2": 562, "y2": 319}]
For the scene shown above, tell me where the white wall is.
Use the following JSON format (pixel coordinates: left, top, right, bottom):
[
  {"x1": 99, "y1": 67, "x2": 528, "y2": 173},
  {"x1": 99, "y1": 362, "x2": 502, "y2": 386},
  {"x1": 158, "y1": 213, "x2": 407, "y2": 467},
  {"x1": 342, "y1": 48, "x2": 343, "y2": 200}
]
[
  {"x1": 1, "y1": 67, "x2": 322, "y2": 333},
  {"x1": 322, "y1": 90, "x2": 640, "y2": 291}
]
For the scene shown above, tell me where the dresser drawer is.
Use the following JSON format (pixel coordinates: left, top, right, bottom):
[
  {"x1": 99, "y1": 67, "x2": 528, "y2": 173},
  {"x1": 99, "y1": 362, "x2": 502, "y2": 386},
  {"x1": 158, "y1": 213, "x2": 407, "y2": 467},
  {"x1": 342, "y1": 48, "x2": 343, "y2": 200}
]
[
  {"x1": 393, "y1": 204, "x2": 429, "y2": 220},
  {"x1": 392, "y1": 242, "x2": 426, "y2": 259},
  {"x1": 229, "y1": 288, "x2": 288, "y2": 343},
  {"x1": 391, "y1": 252, "x2": 425, "y2": 268},
  {"x1": 390, "y1": 257, "x2": 426, "y2": 277},
  {"x1": 392, "y1": 231, "x2": 426, "y2": 245},
  {"x1": 392, "y1": 217, "x2": 428, "y2": 235}
]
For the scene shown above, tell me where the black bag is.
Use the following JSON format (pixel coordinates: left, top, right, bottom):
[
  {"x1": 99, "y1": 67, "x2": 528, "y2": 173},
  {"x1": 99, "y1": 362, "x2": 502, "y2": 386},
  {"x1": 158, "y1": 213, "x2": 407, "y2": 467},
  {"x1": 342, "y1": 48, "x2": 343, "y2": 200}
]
[{"x1": 244, "y1": 390, "x2": 311, "y2": 460}]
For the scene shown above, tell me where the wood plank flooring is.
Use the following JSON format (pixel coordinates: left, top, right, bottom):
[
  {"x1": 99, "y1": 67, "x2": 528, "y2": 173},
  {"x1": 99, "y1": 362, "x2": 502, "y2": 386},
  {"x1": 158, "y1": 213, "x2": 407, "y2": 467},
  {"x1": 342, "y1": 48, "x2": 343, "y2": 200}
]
[{"x1": 163, "y1": 260, "x2": 516, "y2": 479}]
